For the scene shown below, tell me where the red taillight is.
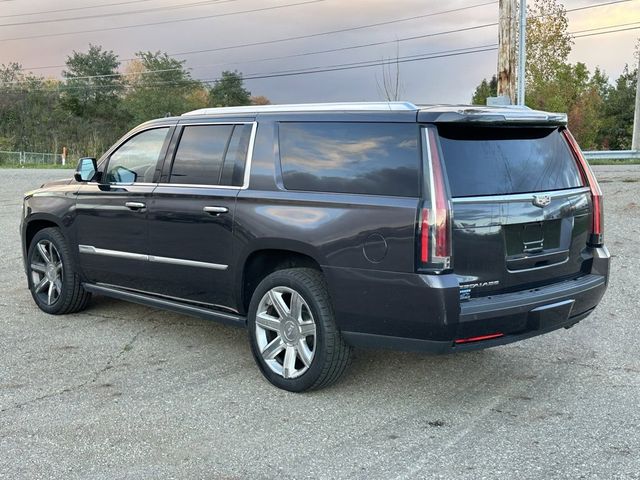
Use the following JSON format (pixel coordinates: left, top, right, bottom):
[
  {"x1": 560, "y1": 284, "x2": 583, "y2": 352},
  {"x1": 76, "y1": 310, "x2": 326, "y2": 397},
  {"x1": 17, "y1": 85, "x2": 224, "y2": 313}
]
[
  {"x1": 420, "y1": 128, "x2": 452, "y2": 271},
  {"x1": 420, "y1": 209, "x2": 430, "y2": 263},
  {"x1": 562, "y1": 129, "x2": 604, "y2": 244}
]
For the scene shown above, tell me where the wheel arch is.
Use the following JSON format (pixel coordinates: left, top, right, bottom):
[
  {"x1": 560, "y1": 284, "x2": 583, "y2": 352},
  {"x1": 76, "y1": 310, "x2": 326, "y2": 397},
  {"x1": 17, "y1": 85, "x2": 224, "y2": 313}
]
[
  {"x1": 22, "y1": 214, "x2": 78, "y2": 276},
  {"x1": 23, "y1": 214, "x2": 65, "y2": 254},
  {"x1": 237, "y1": 241, "x2": 325, "y2": 315}
]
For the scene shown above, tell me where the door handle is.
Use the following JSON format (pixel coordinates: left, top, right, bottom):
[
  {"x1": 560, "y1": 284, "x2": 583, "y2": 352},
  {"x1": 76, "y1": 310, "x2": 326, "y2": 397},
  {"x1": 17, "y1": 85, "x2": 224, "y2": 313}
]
[
  {"x1": 125, "y1": 201, "x2": 146, "y2": 210},
  {"x1": 203, "y1": 206, "x2": 229, "y2": 215}
]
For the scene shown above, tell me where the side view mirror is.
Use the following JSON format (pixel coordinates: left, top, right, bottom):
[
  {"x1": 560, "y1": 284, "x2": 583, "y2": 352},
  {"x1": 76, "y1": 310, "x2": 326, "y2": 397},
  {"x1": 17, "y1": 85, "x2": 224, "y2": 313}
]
[{"x1": 74, "y1": 157, "x2": 97, "y2": 182}]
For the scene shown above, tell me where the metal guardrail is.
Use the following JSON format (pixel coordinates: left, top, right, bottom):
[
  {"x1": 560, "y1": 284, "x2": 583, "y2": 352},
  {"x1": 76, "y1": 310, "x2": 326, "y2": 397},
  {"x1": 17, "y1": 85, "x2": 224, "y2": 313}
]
[{"x1": 583, "y1": 150, "x2": 640, "y2": 161}]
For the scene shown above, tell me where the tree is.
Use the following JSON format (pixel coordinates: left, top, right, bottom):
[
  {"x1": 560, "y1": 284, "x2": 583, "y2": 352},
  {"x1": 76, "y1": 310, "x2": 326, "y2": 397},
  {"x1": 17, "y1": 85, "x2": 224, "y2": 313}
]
[
  {"x1": 61, "y1": 44, "x2": 122, "y2": 117},
  {"x1": 471, "y1": 75, "x2": 498, "y2": 105},
  {"x1": 0, "y1": 63, "x2": 68, "y2": 154},
  {"x1": 124, "y1": 51, "x2": 207, "y2": 123},
  {"x1": 209, "y1": 71, "x2": 251, "y2": 107},
  {"x1": 599, "y1": 65, "x2": 637, "y2": 150},
  {"x1": 471, "y1": 0, "x2": 572, "y2": 105},
  {"x1": 467, "y1": 0, "x2": 640, "y2": 150},
  {"x1": 525, "y1": 0, "x2": 573, "y2": 87},
  {"x1": 251, "y1": 95, "x2": 271, "y2": 105},
  {"x1": 376, "y1": 42, "x2": 403, "y2": 101}
]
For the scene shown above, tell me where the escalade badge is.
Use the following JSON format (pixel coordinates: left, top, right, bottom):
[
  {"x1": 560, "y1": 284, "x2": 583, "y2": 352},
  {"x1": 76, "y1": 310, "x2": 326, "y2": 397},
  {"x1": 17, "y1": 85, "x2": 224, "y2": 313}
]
[{"x1": 532, "y1": 195, "x2": 551, "y2": 208}]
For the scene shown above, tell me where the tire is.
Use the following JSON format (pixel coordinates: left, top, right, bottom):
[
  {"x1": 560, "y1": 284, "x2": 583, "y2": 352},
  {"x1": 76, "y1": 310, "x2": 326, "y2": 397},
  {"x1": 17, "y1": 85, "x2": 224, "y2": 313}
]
[
  {"x1": 247, "y1": 268, "x2": 352, "y2": 392},
  {"x1": 26, "y1": 227, "x2": 91, "y2": 315}
]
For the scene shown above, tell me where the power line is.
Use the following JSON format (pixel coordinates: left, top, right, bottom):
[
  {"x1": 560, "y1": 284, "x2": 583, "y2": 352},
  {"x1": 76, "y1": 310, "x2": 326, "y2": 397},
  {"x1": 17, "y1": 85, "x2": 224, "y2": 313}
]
[
  {"x1": 0, "y1": 0, "x2": 245, "y2": 27},
  {"x1": 17, "y1": 0, "x2": 500, "y2": 70},
  {"x1": 8, "y1": 0, "x2": 639, "y2": 85},
  {"x1": 124, "y1": 23, "x2": 640, "y2": 82},
  {"x1": 165, "y1": 2, "x2": 500, "y2": 58},
  {"x1": 234, "y1": 24, "x2": 640, "y2": 81},
  {"x1": 528, "y1": 0, "x2": 633, "y2": 18},
  {"x1": 17, "y1": 0, "x2": 628, "y2": 71},
  {"x1": 571, "y1": 20, "x2": 640, "y2": 36},
  {"x1": 0, "y1": 0, "x2": 325, "y2": 42},
  {"x1": 242, "y1": 46, "x2": 499, "y2": 80},
  {"x1": 573, "y1": 23, "x2": 640, "y2": 38},
  {"x1": 7, "y1": 21, "x2": 497, "y2": 84},
  {"x1": 2, "y1": 44, "x2": 500, "y2": 92},
  {"x1": 0, "y1": 0, "x2": 161, "y2": 19},
  {"x1": 5, "y1": 20, "x2": 640, "y2": 93}
]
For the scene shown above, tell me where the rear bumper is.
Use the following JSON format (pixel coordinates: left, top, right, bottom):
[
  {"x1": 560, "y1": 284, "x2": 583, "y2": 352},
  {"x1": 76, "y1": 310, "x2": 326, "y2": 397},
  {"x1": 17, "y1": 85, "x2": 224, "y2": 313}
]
[{"x1": 335, "y1": 246, "x2": 610, "y2": 353}]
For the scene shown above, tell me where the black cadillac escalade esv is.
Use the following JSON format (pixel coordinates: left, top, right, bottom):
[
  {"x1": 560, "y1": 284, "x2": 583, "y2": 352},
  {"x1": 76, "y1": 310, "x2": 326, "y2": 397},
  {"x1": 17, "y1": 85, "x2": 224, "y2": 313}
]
[{"x1": 21, "y1": 102, "x2": 610, "y2": 391}]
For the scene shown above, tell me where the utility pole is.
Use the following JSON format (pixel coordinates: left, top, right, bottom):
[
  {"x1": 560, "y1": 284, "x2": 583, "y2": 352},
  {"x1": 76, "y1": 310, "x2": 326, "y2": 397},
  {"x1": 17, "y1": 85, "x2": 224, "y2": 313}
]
[
  {"x1": 497, "y1": 0, "x2": 517, "y2": 104},
  {"x1": 633, "y1": 52, "x2": 640, "y2": 150},
  {"x1": 517, "y1": 0, "x2": 527, "y2": 106}
]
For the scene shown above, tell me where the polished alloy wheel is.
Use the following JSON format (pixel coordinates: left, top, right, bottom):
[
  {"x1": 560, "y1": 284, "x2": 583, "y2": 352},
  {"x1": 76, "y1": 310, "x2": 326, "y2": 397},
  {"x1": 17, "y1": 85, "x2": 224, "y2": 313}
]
[
  {"x1": 30, "y1": 239, "x2": 64, "y2": 306},
  {"x1": 255, "y1": 286, "x2": 317, "y2": 379}
]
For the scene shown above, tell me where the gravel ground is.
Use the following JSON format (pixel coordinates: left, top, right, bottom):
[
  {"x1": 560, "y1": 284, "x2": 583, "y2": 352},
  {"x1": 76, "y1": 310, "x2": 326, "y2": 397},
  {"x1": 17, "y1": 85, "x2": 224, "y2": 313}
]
[{"x1": 0, "y1": 167, "x2": 638, "y2": 480}]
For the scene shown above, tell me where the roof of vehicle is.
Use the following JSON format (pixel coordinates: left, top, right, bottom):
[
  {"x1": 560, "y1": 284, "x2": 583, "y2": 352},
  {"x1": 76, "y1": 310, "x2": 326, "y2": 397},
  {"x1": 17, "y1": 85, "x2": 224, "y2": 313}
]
[{"x1": 151, "y1": 102, "x2": 568, "y2": 126}]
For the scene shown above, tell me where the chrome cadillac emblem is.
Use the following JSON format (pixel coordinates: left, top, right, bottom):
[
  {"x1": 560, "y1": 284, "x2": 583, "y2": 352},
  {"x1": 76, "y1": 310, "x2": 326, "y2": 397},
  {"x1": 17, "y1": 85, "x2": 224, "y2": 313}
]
[{"x1": 532, "y1": 195, "x2": 551, "y2": 208}]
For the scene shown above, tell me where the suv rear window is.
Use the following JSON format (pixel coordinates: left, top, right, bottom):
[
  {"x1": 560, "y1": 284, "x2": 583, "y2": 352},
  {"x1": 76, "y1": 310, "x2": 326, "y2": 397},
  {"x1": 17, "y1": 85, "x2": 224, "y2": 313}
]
[
  {"x1": 437, "y1": 126, "x2": 584, "y2": 198},
  {"x1": 279, "y1": 122, "x2": 420, "y2": 197}
]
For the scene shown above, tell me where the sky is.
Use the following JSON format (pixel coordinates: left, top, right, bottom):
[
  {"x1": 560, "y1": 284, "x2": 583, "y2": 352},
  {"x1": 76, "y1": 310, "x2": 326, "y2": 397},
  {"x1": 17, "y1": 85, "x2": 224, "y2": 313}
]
[{"x1": 0, "y1": 0, "x2": 638, "y2": 104}]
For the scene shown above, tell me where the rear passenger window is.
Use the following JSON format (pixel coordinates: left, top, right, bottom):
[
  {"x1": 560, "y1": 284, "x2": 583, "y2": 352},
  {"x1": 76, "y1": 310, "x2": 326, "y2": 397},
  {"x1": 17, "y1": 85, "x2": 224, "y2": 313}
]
[
  {"x1": 279, "y1": 122, "x2": 420, "y2": 197},
  {"x1": 169, "y1": 124, "x2": 252, "y2": 186}
]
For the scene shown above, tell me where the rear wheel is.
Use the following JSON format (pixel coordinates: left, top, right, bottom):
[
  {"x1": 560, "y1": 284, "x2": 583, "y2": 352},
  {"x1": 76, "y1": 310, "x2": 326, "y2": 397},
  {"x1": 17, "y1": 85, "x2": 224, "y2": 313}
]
[
  {"x1": 27, "y1": 227, "x2": 91, "y2": 315},
  {"x1": 247, "y1": 268, "x2": 352, "y2": 392}
]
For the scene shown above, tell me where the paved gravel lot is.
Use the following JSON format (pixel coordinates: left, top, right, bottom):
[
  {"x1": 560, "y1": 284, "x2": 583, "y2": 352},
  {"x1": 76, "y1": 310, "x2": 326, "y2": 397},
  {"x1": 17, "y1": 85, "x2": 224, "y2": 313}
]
[{"x1": 1, "y1": 167, "x2": 639, "y2": 480}]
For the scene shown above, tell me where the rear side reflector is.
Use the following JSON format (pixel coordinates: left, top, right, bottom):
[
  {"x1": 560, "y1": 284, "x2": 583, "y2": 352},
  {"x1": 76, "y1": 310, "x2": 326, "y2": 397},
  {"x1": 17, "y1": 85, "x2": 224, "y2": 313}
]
[
  {"x1": 455, "y1": 333, "x2": 504, "y2": 344},
  {"x1": 562, "y1": 129, "x2": 603, "y2": 245}
]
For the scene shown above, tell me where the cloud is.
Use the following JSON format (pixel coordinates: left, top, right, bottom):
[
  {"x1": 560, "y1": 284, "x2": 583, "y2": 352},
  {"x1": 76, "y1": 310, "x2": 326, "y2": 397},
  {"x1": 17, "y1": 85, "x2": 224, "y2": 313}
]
[{"x1": 1, "y1": 0, "x2": 637, "y2": 105}]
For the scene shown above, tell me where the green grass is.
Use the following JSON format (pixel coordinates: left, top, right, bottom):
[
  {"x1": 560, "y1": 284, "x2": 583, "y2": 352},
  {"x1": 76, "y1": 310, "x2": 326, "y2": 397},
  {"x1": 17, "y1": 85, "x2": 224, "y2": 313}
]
[{"x1": 588, "y1": 159, "x2": 640, "y2": 165}]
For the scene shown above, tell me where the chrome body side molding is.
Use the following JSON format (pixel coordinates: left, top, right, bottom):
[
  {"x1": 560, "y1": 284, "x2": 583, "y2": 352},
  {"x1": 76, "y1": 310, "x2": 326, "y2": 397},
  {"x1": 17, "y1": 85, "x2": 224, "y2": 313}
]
[{"x1": 78, "y1": 245, "x2": 228, "y2": 270}]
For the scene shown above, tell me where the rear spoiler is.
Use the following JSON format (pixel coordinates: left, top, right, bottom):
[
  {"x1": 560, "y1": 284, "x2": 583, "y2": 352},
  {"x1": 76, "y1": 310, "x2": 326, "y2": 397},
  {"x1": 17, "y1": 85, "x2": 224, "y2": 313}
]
[{"x1": 417, "y1": 106, "x2": 567, "y2": 126}]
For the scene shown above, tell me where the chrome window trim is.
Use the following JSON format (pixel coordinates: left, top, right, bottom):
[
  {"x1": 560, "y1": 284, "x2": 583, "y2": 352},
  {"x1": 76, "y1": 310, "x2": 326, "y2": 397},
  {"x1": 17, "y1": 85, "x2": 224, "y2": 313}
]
[
  {"x1": 177, "y1": 121, "x2": 254, "y2": 126},
  {"x1": 160, "y1": 120, "x2": 257, "y2": 190},
  {"x1": 155, "y1": 183, "x2": 242, "y2": 190},
  {"x1": 79, "y1": 245, "x2": 228, "y2": 271},
  {"x1": 451, "y1": 187, "x2": 590, "y2": 203}
]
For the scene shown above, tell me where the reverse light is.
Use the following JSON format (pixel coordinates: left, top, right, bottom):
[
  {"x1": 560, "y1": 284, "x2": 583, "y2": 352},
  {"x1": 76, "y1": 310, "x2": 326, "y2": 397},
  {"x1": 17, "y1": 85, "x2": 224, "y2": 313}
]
[
  {"x1": 562, "y1": 129, "x2": 603, "y2": 245},
  {"x1": 420, "y1": 128, "x2": 452, "y2": 272}
]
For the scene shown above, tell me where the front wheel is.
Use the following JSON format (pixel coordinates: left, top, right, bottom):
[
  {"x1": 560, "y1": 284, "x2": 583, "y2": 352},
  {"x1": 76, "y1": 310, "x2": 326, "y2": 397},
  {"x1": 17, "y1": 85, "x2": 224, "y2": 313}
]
[
  {"x1": 26, "y1": 227, "x2": 91, "y2": 315},
  {"x1": 247, "y1": 268, "x2": 352, "y2": 392}
]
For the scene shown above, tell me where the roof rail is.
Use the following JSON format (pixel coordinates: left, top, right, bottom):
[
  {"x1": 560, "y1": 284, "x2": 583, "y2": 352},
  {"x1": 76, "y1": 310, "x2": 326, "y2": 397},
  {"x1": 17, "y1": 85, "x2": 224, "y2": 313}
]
[{"x1": 182, "y1": 101, "x2": 419, "y2": 116}]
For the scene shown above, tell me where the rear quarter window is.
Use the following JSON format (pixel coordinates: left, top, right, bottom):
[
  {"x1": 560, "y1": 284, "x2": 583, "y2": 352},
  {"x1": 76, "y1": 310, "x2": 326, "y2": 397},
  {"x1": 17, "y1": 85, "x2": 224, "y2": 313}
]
[
  {"x1": 437, "y1": 126, "x2": 584, "y2": 197},
  {"x1": 279, "y1": 122, "x2": 420, "y2": 197}
]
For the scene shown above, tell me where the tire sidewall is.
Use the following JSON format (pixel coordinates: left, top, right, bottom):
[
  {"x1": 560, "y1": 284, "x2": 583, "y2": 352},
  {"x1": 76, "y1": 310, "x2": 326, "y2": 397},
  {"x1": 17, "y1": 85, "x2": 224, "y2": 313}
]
[
  {"x1": 27, "y1": 228, "x2": 75, "y2": 314},
  {"x1": 248, "y1": 270, "x2": 331, "y2": 392}
]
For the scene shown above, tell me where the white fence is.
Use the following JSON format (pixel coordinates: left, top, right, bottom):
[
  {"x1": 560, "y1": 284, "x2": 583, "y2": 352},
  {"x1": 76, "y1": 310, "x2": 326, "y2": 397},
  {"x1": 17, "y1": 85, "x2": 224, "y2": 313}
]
[{"x1": 0, "y1": 150, "x2": 65, "y2": 166}]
